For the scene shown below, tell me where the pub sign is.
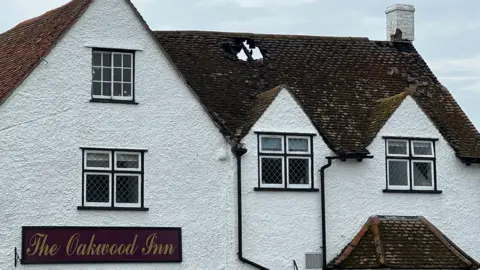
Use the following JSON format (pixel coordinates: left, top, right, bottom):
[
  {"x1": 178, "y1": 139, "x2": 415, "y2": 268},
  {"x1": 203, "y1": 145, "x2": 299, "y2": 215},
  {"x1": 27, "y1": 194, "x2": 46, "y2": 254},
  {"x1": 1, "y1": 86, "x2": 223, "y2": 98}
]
[{"x1": 21, "y1": 227, "x2": 182, "y2": 264}]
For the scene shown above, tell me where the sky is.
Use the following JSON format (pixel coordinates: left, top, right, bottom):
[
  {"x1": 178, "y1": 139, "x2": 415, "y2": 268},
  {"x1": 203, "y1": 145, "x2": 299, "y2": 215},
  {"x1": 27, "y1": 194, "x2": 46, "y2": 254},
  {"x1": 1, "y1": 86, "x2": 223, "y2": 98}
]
[{"x1": 1, "y1": 0, "x2": 479, "y2": 129}]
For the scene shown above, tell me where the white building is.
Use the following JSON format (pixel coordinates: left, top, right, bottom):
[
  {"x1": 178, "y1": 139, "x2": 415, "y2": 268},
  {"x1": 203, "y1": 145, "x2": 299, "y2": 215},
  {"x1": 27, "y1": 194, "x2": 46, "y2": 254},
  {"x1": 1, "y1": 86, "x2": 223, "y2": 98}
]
[{"x1": 0, "y1": 0, "x2": 479, "y2": 269}]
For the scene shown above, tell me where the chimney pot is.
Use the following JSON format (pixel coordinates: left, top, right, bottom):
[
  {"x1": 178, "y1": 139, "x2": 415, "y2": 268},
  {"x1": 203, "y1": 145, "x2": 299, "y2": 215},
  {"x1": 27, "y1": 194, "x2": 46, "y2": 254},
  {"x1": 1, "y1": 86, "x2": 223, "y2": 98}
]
[{"x1": 385, "y1": 4, "x2": 415, "y2": 42}]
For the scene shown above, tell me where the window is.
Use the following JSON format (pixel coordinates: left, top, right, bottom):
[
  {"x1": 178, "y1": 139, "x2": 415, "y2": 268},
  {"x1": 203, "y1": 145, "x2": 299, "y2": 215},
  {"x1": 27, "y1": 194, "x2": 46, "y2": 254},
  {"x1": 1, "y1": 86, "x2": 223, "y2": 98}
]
[
  {"x1": 81, "y1": 149, "x2": 146, "y2": 209},
  {"x1": 92, "y1": 50, "x2": 134, "y2": 102},
  {"x1": 258, "y1": 134, "x2": 313, "y2": 189},
  {"x1": 385, "y1": 138, "x2": 436, "y2": 191}
]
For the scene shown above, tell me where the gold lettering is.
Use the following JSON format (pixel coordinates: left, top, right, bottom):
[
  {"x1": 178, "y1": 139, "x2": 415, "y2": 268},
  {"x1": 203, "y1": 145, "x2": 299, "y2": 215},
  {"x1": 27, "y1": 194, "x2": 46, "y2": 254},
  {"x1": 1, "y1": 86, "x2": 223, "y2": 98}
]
[
  {"x1": 66, "y1": 233, "x2": 80, "y2": 256},
  {"x1": 76, "y1": 243, "x2": 87, "y2": 255},
  {"x1": 125, "y1": 234, "x2": 138, "y2": 255},
  {"x1": 86, "y1": 234, "x2": 97, "y2": 256},
  {"x1": 109, "y1": 244, "x2": 118, "y2": 255},
  {"x1": 26, "y1": 233, "x2": 60, "y2": 256},
  {"x1": 117, "y1": 244, "x2": 126, "y2": 255},
  {"x1": 141, "y1": 233, "x2": 176, "y2": 255}
]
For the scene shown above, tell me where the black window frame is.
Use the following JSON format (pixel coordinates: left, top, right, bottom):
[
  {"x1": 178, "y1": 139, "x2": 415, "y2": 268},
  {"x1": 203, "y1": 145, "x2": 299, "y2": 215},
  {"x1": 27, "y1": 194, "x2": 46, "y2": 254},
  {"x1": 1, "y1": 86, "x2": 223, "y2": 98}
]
[
  {"x1": 383, "y1": 137, "x2": 441, "y2": 194},
  {"x1": 90, "y1": 48, "x2": 137, "y2": 105},
  {"x1": 78, "y1": 148, "x2": 148, "y2": 211},
  {"x1": 255, "y1": 132, "x2": 317, "y2": 191}
]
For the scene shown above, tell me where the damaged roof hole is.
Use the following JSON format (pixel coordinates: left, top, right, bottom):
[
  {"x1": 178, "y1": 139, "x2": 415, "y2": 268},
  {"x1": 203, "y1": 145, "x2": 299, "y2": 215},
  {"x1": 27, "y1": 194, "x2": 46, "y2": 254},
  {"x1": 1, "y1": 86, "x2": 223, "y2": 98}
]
[{"x1": 237, "y1": 40, "x2": 263, "y2": 61}]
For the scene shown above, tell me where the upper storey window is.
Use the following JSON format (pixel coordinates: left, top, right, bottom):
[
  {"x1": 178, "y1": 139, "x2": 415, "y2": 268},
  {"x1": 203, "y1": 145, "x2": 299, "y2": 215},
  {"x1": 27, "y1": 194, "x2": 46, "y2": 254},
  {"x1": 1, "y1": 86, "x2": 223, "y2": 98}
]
[
  {"x1": 385, "y1": 138, "x2": 437, "y2": 191},
  {"x1": 258, "y1": 133, "x2": 313, "y2": 189},
  {"x1": 92, "y1": 50, "x2": 134, "y2": 102}
]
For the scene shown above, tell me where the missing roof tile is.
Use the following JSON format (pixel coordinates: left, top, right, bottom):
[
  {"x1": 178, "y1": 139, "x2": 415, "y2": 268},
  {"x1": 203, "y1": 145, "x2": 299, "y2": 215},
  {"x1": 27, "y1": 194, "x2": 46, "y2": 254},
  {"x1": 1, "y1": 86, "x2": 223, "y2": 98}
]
[{"x1": 222, "y1": 38, "x2": 263, "y2": 62}]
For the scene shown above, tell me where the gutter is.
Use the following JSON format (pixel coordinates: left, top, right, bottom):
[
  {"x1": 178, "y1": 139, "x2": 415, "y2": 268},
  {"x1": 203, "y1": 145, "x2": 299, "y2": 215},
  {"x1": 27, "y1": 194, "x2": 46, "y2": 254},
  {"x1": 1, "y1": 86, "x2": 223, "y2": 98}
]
[
  {"x1": 233, "y1": 144, "x2": 269, "y2": 270},
  {"x1": 320, "y1": 155, "x2": 374, "y2": 270}
]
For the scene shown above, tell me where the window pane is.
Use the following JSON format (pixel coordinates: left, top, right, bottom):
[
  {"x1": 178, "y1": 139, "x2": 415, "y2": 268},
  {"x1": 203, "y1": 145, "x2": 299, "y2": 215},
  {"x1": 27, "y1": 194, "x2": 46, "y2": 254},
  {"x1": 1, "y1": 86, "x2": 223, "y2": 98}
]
[
  {"x1": 123, "y1": 54, "x2": 132, "y2": 68},
  {"x1": 413, "y1": 142, "x2": 433, "y2": 156},
  {"x1": 413, "y1": 162, "x2": 433, "y2": 187},
  {"x1": 288, "y1": 158, "x2": 309, "y2": 184},
  {"x1": 116, "y1": 153, "x2": 140, "y2": 169},
  {"x1": 92, "y1": 82, "x2": 102, "y2": 96},
  {"x1": 261, "y1": 137, "x2": 282, "y2": 152},
  {"x1": 123, "y1": 69, "x2": 132, "y2": 82},
  {"x1": 288, "y1": 138, "x2": 308, "y2": 152},
  {"x1": 103, "y1": 53, "x2": 112, "y2": 67},
  {"x1": 92, "y1": 67, "x2": 101, "y2": 81},
  {"x1": 116, "y1": 175, "x2": 139, "y2": 203},
  {"x1": 123, "y1": 83, "x2": 132, "y2": 97},
  {"x1": 113, "y1": 83, "x2": 122, "y2": 96},
  {"x1": 103, "y1": 83, "x2": 112, "y2": 96},
  {"x1": 261, "y1": 158, "x2": 282, "y2": 184},
  {"x1": 387, "y1": 140, "x2": 408, "y2": 155},
  {"x1": 86, "y1": 152, "x2": 110, "y2": 168},
  {"x1": 102, "y1": 68, "x2": 111, "y2": 81},
  {"x1": 388, "y1": 160, "x2": 408, "y2": 186},
  {"x1": 86, "y1": 174, "x2": 109, "y2": 202},
  {"x1": 114, "y1": 54, "x2": 122, "y2": 67},
  {"x1": 93, "y1": 52, "x2": 102, "y2": 66},
  {"x1": 114, "y1": 68, "x2": 122, "y2": 82}
]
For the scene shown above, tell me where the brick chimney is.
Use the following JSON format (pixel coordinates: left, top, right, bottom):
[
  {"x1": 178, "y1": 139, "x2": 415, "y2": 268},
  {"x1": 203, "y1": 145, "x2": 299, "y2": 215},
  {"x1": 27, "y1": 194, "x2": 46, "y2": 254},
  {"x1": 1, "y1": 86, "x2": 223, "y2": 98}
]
[{"x1": 385, "y1": 4, "x2": 415, "y2": 42}]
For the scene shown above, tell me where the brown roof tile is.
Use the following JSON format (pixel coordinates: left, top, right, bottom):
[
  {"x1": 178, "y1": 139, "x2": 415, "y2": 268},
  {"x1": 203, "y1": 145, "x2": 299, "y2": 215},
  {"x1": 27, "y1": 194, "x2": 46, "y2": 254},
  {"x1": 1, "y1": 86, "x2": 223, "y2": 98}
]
[
  {"x1": 330, "y1": 216, "x2": 479, "y2": 269},
  {"x1": 154, "y1": 31, "x2": 480, "y2": 158},
  {"x1": 0, "y1": 0, "x2": 93, "y2": 104}
]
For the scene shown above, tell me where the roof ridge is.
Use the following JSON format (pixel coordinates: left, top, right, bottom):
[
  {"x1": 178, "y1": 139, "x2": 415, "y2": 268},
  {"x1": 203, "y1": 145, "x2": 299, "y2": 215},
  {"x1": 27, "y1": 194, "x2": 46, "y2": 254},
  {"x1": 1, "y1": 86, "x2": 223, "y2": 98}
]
[
  {"x1": 419, "y1": 216, "x2": 480, "y2": 268},
  {"x1": 154, "y1": 30, "x2": 370, "y2": 41},
  {"x1": 333, "y1": 216, "x2": 373, "y2": 266}
]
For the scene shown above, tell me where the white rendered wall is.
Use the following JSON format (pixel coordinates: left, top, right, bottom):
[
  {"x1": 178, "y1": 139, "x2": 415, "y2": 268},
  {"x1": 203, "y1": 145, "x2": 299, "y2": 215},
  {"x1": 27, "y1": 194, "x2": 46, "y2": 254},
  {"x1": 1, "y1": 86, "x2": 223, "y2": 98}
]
[
  {"x1": 0, "y1": 0, "x2": 238, "y2": 269},
  {"x1": 240, "y1": 89, "x2": 331, "y2": 269},
  {"x1": 325, "y1": 96, "x2": 480, "y2": 262}
]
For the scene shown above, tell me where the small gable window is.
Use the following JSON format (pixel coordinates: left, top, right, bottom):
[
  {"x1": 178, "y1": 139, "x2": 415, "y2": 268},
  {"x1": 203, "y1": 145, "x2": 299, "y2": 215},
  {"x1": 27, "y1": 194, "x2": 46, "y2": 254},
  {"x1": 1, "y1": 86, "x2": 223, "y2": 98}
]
[
  {"x1": 80, "y1": 148, "x2": 147, "y2": 210},
  {"x1": 385, "y1": 138, "x2": 437, "y2": 192},
  {"x1": 92, "y1": 49, "x2": 134, "y2": 103},
  {"x1": 258, "y1": 133, "x2": 313, "y2": 189}
]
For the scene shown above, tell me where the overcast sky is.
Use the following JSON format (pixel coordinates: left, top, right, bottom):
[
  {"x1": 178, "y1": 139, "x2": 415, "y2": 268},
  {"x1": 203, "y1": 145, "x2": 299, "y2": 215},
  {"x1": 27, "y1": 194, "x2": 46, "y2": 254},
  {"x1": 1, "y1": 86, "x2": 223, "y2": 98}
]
[{"x1": 1, "y1": 0, "x2": 479, "y2": 129}]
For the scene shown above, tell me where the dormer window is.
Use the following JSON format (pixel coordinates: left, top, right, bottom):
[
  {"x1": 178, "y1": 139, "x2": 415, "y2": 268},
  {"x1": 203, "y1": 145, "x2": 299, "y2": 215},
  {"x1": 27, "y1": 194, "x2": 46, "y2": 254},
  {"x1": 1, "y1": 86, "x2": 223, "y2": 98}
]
[
  {"x1": 257, "y1": 133, "x2": 313, "y2": 189},
  {"x1": 384, "y1": 138, "x2": 438, "y2": 192},
  {"x1": 92, "y1": 49, "x2": 135, "y2": 103}
]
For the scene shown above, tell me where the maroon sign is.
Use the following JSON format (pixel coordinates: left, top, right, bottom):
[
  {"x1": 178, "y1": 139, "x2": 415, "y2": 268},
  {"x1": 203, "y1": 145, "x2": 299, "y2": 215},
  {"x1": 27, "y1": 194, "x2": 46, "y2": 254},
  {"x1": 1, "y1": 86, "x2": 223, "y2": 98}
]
[{"x1": 21, "y1": 227, "x2": 182, "y2": 264}]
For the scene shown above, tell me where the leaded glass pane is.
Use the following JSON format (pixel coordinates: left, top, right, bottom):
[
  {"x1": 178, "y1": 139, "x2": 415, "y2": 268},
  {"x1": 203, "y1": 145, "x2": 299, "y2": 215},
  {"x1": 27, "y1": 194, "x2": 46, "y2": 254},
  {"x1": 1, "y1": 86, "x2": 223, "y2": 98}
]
[
  {"x1": 86, "y1": 174, "x2": 109, "y2": 202},
  {"x1": 261, "y1": 137, "x2": 282, "y2": 152},
  {"x1": 116, "y1": 175, "x2": 139, "y2": 203},
  {"x1": 288, "y1": 158, "x2": 309, "y2": 184},
  {"x1": 288, "y1": 138, "x2": 308, "y2": 152},
  {"x1": 86, "y1": 152, "x2": 110, "y2": 168},
  {"x1": 387, "y1": 140, "x2": 408, "y2": 155},
  {"x1": 413, "y1": 142, "x2": 433, "y2": 156},
  {"x1": 261, "y1": 158, "x2": 282, "y2": 184},
  {"x1": 413, "y1": 162, "x2": 433, "y2": 187},
  {"x1": 388, "y1": 160, "x2": 408, "y2": 186},
  {"x1": 116, "y1": 153, "x2": 140, "y2": 169}
]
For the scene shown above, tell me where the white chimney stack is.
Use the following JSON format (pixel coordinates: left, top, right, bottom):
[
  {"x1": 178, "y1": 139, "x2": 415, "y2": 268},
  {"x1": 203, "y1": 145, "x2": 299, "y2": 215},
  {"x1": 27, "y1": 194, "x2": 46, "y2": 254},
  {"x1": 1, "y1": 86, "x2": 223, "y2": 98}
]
[{"x1": 385, "y1": 4, "x2": 415, "y2": 42}]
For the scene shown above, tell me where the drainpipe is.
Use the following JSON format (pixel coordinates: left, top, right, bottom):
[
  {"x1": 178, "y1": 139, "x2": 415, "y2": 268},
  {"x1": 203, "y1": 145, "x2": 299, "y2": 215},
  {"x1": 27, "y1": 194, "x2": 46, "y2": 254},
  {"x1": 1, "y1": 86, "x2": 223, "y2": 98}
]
[
  {"x1": 320, "y1": 155, "x2": 374, "y2": 270},
  {"x1": 233, "y1": 143, "x2": 269, "y2": 270}
]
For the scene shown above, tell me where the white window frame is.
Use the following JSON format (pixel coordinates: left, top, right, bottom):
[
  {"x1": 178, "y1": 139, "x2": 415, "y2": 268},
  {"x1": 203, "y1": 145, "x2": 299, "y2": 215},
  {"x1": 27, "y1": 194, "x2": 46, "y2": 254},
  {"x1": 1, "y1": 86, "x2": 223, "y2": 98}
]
[
  {"x1": 286, "y1": 156, "x2": 311, "y2": 189},
  {"x1": 92, "y1": 50, "x2": 134, "y2": 101},
  {"x1": 386, "y1": 139, "x2": 409, "y2": 157},
  {"x1": 84, "y1": 172, "x2": 112, "y2": 207},
  {"x1": 411, "y1": 140, "x2": 435, "y2": 158},
  {"x1": 386, "y1": 159, "x2": 410, "y2": 190},
  {"x1": 114, "y1": 173, "x2": 142, "y2": 208},
  {"x1": 259, "y1": 156, "x2": 285, "y2": 188},
  {"x1": 411, "y1": 160, "x2": 434, "y2": 190},
  {"x1": 259, "y1": 134, "x2": 284, "y2": 154},
  {"x1": 114, "y1": 151, "x2": 142, "y2": 171},
  {"x1": 84, "y1": 150, "x2": 112, "y2": 170},
  {"x1": 286, "y1": 136, "x2": 311, "y2": 154}
]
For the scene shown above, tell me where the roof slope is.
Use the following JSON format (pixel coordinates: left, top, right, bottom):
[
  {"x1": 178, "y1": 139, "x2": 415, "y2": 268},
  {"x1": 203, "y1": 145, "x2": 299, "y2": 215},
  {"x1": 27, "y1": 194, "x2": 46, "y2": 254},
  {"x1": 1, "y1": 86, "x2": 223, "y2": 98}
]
[
  {"x1": 0, "y1": 0, "x2": 93, "y2": 104},
  {"x1": 154, "y1": 31, "x2": 480, "y2": 157},
  {"x1": 330, "y1": 215, "x2": 479, "y2": 269}
]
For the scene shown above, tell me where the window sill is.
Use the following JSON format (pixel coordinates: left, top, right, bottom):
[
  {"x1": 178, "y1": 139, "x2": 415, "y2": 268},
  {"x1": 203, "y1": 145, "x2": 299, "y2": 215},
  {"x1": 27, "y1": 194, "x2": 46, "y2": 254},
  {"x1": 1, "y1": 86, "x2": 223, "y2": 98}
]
[
  {"x1": 77, "y1": 206, "x2": 149, "y2": 211},
  {"x1": 90, "y1": 99, "x2": 138, "y2": 105},
  {"x1": 383, "y1": 189, "x2": 442, "y2": 194},
  {"x1": 254, "y1": 187, "x2": 319, "y2": 192}
]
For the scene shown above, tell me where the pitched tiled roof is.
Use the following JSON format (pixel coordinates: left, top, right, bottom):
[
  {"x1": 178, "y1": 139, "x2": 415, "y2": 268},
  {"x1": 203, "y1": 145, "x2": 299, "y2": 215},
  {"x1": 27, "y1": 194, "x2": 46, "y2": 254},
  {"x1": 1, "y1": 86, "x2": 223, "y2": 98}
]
[
  {"x1": 330, "y1": 216, "x2": 479, "y2": 269},
  {"x1": 0, "y1": 0, "x2": 93, "y2": 104},
  {"x1": 154, "y1": 31, "x2": 480, "y2": 157}
]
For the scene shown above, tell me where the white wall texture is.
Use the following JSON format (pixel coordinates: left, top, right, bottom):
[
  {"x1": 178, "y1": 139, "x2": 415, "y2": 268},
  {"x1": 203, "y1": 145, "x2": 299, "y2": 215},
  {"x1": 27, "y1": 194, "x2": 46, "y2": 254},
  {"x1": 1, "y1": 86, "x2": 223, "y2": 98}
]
[{"x1": 0, "y1": 0, "x2": 238, "y2": 269}]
